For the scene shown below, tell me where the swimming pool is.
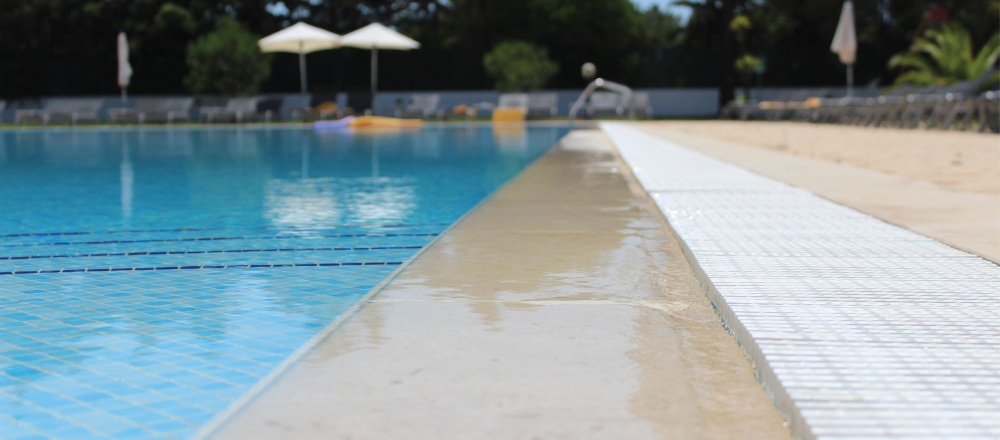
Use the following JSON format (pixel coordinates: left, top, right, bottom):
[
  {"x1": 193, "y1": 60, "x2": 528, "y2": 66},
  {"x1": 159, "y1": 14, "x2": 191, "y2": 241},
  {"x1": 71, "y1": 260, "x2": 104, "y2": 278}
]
[{"x1": 0, "y1": 125, "x2": 568, "y2": 439}]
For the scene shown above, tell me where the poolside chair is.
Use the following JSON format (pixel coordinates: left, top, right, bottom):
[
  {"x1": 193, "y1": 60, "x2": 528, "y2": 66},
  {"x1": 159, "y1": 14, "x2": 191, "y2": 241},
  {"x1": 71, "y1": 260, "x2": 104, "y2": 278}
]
[
  {"x1": 255, "y1": 98, "x2": 283, "y2": 122},
  {"x1": 853, "y1": 84, "x2": 915, "y2": 126},
  {"x1": 586, "y1": 92, "x2": 623, "y2": 118},
  {"x1": 936, "y1": 90, "x2": 989, "y2": 131},
  {"x1": 280, "y1": 95, "x2": 313, "y2": 121},
  {"x1": 526, "y1": 93, "x2": 558, "y2": 119},
  {"x1": 295, "y1": 101, "x2": 340, "y2": 120},
  {"x1": 395, "y1": 94, "x2": 441, "y2": 119},
  {"x1": 897, "y1": 81, "x2": 978, "y2": 129},
  {"x1": 15, "y1": 99, "x2": 103, "y2": 126},
  {"x1": 201, "y1": 98, "x2": 274, "y2": 123},
  {"x1": 143, "y1": 98, "x2": 194, "y2": 124},
  {"x1": 719, "y1": 100, "x2": 747, "y2": 120},
  {"x1": 977, "y1": 90, "x2": 1000, "y2": 133},
  {"x1": 869, "y1": 85, "x2": 936, "y2": 127},
  {"x1": 497, "y1": 93, "x2": 528, "y2": 111},
  {"x1": 108, "y1": 98, "x2": 164, "y2": 124},
  {"x1": 630, "y1": 92, "x2": 653, "y2": 119},
  {"x1": 923, "y1": 68, "x2": 999, "y2": 129}
]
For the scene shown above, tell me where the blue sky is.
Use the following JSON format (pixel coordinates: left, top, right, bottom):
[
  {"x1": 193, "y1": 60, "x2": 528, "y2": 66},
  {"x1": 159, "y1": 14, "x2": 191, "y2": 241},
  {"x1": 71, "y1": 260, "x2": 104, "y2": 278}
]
[{"x1": 632, "y1": 0, "x2": 693, "y2": 23}]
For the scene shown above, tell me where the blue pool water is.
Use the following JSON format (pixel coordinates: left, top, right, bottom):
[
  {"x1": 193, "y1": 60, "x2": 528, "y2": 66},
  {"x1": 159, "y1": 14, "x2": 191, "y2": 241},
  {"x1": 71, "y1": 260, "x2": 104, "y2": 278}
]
[{"x1": 0, "y1": 126, "x2": 567, "y2": 439}]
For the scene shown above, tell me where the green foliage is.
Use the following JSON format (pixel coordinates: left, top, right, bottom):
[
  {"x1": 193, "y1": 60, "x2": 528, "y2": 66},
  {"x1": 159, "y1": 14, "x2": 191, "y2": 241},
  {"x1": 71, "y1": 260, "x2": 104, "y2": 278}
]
[
  {"x1": 639, "y1": 6, "x2": 684, "y2": 47},
  {"x1": 483, "y1": 41, "x2": 559, "y2": 92},
  {"x1": 730, "y1": 15, "x2": 752, "y2": 35},
  {"x1": 153, "y1": 2, "x2": 195, "y2": 34},
  {"x1": 735, "y1": 54, "x2": 760, "y2": 75},
  {"x1": 184, "y1": 18, "x2": 272, "y2": 96},
  {"x1": 1, "y1": 0, "x2": 999, "y2": 99},
  {"x1": 889, "y1": 22, "x2": 1000, "y2": 89}
]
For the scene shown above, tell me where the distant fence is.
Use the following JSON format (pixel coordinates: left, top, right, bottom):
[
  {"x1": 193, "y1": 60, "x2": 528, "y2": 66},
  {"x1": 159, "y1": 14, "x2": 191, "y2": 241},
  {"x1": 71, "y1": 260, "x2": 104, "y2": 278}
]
[{"x1": 2, "y1": 87, "x2": 872, "y2": 123}]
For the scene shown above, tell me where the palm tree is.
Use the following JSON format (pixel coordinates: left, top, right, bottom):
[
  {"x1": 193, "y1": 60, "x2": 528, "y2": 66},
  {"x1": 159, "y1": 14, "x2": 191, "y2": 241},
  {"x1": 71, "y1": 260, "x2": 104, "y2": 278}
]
[{"x1": 889, "y1": 22, "x2": 999, "y2": 90}]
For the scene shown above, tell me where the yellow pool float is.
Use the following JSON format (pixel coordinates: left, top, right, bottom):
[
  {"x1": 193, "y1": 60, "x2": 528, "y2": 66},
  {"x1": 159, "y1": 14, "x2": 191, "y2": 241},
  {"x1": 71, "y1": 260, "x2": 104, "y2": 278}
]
[{"x1": 314, "y1": 116, "x2": 423, "y2": 130}]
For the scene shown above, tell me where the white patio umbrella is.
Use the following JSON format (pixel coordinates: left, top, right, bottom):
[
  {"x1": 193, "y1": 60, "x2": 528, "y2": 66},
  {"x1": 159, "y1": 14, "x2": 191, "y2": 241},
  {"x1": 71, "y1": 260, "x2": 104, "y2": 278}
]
[
  {"x1": 117, "y1": 32, "x2": 132, "y2": 106},
  {"x1": 340, "y1": 23, "x2": 420, "y2": 113},
  {"x1": 259, "y1": 22, "x2": 342, "y2": 97},
  {"x1": 830, "y1": 1, "x2": 857, "y2": 96}
]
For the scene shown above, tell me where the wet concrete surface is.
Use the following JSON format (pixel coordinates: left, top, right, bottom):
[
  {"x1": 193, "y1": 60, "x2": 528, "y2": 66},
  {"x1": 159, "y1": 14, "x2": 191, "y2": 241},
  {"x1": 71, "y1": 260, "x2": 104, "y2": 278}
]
[{"x1": 208, "y1": 130, "x2": 790, "y2": 439}]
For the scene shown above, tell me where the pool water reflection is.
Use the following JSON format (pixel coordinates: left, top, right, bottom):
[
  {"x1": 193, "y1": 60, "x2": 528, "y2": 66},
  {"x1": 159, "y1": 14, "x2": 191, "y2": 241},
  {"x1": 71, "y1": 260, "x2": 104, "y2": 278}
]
[{"x1": 0, "y1": 125, "x2": 567, "y2": 439}]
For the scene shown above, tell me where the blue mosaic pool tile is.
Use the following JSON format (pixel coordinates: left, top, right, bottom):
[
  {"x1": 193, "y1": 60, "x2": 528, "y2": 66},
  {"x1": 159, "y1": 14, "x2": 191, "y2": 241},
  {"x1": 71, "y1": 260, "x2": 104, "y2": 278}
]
[
  {"x1": 0, "y1": 266, "x2": 401, "y2": 439},
  {"x1": 0, "y1": 126, "x2": 568, "y2": 439}
]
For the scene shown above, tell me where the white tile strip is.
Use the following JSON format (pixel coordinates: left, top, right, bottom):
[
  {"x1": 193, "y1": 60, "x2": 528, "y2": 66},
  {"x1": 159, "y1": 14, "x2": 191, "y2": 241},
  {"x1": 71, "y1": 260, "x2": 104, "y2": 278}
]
[{"x1": 601, "y1": 123, "x2": 1000, "y2": 440}]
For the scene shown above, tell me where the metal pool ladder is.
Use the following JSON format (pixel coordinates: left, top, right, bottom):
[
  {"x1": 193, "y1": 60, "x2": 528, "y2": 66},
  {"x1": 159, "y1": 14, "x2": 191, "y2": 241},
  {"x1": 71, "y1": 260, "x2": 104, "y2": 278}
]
[{"x1": 568, "y1": 78, "x2": 635, "y2": 122}]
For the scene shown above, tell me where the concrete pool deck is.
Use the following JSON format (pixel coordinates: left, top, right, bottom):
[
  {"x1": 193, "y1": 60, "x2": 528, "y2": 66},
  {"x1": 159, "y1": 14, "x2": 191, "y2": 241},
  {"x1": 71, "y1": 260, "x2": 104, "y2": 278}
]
[{"x1": 203, "y1": 130, "x2": 790, "y2": 439}]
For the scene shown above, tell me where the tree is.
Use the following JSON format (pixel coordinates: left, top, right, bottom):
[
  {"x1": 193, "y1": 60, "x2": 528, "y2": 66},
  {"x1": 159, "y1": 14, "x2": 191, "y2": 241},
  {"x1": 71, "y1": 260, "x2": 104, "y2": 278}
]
[
  {"x1": 184, "y1": 17, "x2": 272, "y2": 96},
  {"x1": 889, "y1": 22, "x2": 999, "y2": 89},
  {"x1": 482, "y1": 41, "x2": 559, "y2": 92},
  {"x1": 735, "y1": 54, "x2": 760, "y2": 99},
  {"x1": 677, "y1": 0, "x2": 744, "y2": 105}
]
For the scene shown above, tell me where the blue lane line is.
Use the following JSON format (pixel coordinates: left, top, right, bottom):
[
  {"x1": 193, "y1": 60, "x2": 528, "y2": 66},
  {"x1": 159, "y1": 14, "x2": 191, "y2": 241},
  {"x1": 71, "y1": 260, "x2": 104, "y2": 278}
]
[
  {"x1": 0, "y1": 222, "x2": 451, "y2": 238},
  {"x1": 0, "y1": 233, "x2": 440, "y2": 248},
  {"x1": 0, "y1": 245, "x2": 426, "y2": 261},
  {"x1": 0, "y1": 261, "x2": 405, "y2": 276}
]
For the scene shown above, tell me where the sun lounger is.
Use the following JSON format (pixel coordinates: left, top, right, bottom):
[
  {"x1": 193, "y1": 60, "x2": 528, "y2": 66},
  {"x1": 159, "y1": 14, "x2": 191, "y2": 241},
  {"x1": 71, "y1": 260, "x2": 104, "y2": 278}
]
[
  {"x1": 201, "y1": 97, "x2": 275, "y2": 123},
  {"x1": 924, "y1": 68, "x2": 999, "y2": 129},
  {"x1": 851, "y1": 84, "x2": 915, "y2": 126},
  {"x1": 867, "y1": 85, "x2": 933, "y2": 127},
  {"x1": 936, "y1": 90, "x2": 992, "y2": 131},
  {"x1": 295, "y1": 101, "x2": 340, "y2": 120},
  {"x1": 15, "y1": 99, "x2": 103, "y2": 126},
  {"x1": 630, "y1": 92, "x2": 653, "y2": 119},
  {"x1": 976, "y1": 90, "x2": 999, "y2": 133},
  {"x1": 108, "y1": 99, "x2": 164, "y2": 124},
  {"x1": 719, "y1": 99, "x2": 753, "y2": 120},
  {"x1": 143, "y1": 98, "x2": 194, "y2": 124},
  {"x1": 586, "y1": 92, "x2": 623, "y2": 118},
  {"x1": 395, "y1": 94, "x2": 441, "y2": 119},
  {"x1": 527, "y1": 93, "x2": 558, "y2": 119},
  {"x1": 255, "y1": 98, "x2": 282, "y2": 122},
  {"x1": 898, "y1": 82, "x2": 978, "y2": 128},
  {"x1": 497, "y1": 93, "x2": 528, "y2": 111},
  {"x1": 280, "y1": 95, "x2": 313, "y2": 120}
]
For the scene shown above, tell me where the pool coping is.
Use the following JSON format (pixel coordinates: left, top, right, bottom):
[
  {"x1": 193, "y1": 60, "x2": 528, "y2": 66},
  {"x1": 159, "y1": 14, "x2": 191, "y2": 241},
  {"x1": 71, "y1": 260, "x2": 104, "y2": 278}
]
[
  {"x1": 185, "y1": 127, "x2": 571, "y2": 440},
  {"x1": 200, "y1": 128, "x2": 790, "y2": 439}
]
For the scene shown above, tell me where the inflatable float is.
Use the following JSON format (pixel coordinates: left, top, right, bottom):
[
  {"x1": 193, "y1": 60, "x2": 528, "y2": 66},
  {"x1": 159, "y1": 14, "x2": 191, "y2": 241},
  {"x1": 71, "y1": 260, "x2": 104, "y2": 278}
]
[{"x1": 313, "y1": 116, "x2": 423, "y2": 130}]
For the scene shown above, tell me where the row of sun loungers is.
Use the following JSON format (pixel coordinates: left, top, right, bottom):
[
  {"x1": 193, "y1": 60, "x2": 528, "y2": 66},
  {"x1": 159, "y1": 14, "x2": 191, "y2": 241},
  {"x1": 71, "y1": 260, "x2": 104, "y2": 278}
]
[
  {"x1": 721, "y1": 69, "x2": 999, "y2": 132},
  {"x1": 12, "y1": 97, "x2": 281, "y2": 126},
  {"x1": 108, "y1": 98, "x2": 194, "y2": 124},
  {"x1": 199, "y1": 97, "x2": 279, "y2": 123},
  {"x1": 15, "y1": 99, "x2": 103, "y2": 126},
  {"x1": 6, "y1": 92, "x2": 656, "y2": 126}
]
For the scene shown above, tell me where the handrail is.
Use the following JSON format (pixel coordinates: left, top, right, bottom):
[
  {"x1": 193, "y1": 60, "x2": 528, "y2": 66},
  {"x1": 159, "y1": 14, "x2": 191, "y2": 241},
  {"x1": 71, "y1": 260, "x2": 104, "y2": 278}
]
[{"x1": 568, "y1": 78, "x2": 635, "y2": 122}]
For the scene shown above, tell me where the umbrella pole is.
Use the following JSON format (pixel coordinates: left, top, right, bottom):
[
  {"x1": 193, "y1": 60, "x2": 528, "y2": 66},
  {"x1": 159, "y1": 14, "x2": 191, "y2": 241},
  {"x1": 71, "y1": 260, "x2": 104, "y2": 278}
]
[
  {"x1": 299, "y1": 44, "x2": 308, "y2": 98},
  {"x1": 121, "y1": 87, "x2": 127, "y2": 107},
  {"x1": 370, "y1": 47, "x2": 378, "y2": 115},
  {"x1": 847, "y1": 64, "x2": 854, "y2": 97}
]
